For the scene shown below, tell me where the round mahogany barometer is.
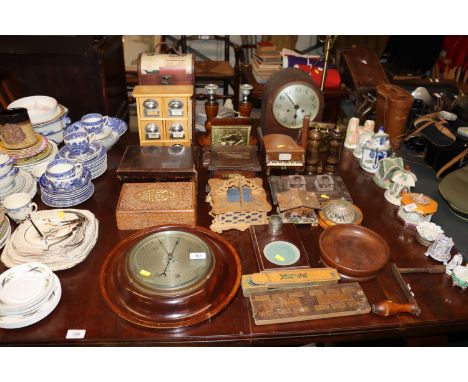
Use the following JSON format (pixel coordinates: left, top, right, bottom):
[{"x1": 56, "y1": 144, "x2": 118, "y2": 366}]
[{"x1": 100, "y1": 225, "x2": 241, "y2": 329}]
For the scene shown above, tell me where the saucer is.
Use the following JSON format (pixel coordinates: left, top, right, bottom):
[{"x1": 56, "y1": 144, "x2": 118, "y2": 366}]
[
  {"x1": 0, "y1": 169, "x2": 37, "y2": 201},
  {"x1": 93, "y1": 124, "x2": 112, "y2": 140},
  {"x1": 39, "y1": 167, "x2": 91, "y2": 192},
  {"x1": 58, "y1": 142, "x2": 101, "y2": 162}
]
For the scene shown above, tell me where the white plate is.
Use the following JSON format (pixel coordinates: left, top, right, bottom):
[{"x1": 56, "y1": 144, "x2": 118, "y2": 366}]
[
  {"x1": 0, "y1": 263, "x2": 53, "y2": 308},
  {"x1": 0, "y1": 274, "x2": 61, "y2": 329},
  {"x1": 8, "y1": 96, "x2": 59, "y2": 125},
  {"x1": 1, "y1": 209, "x2": 98, "y2": 271}
]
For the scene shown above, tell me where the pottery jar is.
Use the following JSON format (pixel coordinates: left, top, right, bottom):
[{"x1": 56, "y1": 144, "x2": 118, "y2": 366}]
[{"x1": 0, "y1": 108, "x2": 38, "y2": 150}]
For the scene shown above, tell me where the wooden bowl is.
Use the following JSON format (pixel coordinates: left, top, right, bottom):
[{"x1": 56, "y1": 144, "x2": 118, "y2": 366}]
[{"x1": 319, "y1": 224, "x2": 390, "y2": 281}]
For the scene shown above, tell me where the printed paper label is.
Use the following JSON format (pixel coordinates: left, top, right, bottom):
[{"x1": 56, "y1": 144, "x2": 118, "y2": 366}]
[
  {"x1": 403, "y1": 203, "x2": 417, "y2": 212},
  {"x1": 190, "y1": 252, "x2": 206, "y2": 260},
  {"x1": 66, "y1": 329, "x2": 86, "y2": 339},
  {"x1": 171, "y1": 132, "x2": 184, "y2": 139}
]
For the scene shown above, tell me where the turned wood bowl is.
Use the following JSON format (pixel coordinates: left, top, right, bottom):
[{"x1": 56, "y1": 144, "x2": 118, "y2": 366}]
[{"x1": 319, "y1": 224, "x2": 390, "y2": 281}]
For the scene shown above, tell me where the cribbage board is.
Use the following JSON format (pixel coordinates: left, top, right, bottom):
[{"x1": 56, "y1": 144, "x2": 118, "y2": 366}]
[
  {"x1": 268, "y1": 174, "x2": 353, "y2": 206},
  {"x1": 249, "y1": 282, "x2": 370, "y2": 325}
]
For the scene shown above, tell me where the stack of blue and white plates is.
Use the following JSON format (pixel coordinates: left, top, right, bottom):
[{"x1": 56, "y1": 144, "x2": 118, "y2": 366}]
[
  {"x1": 56, "y1": 142, "x2": 107, "y2": 180},
  {"x1": 39, "y1": 167, "x2": 94, "y2": 208}
]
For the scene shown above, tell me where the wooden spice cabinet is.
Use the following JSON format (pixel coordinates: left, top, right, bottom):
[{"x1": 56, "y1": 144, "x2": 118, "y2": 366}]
[{"x1": 133, "y1": 85, "x2": 193, "y2": 147}]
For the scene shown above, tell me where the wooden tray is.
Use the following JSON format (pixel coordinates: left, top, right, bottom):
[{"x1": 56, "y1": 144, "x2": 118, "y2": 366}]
[
  {"x1": 249, "y1": 223, "x2": 310, "y2": 272},
  {"x1": 319, "y1": 224, "x2": 390, "y2": 281},
  {"x1": 249, "y1": 282, "x2": 370, "y2": 325},
  {"x1": 116, "y1": 145, "x2": 197, "y2": 183}
]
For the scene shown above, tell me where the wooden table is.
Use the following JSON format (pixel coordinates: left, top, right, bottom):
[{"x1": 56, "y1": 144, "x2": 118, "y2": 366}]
[
  {"x1": 1, "y1": 132, "x2": 467, "y2": 346},
  {"x1": 240, "y1": 64, "x2": 348, "y2": 123}
]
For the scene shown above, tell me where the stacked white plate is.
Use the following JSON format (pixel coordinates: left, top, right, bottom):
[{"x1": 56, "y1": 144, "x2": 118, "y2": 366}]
[
  {"x1": 8, "y1": 96, "x2": 71, "y2": 145},
  {"x1": 64, "y1": 117, "x2": 128, "y2": 150},
  {"x1": 1, "y1": 209, "x2": 99, "y2": 271},
  {"x1": 0, "y1": 215, "x2": 12, "y2": 250},
  {"x1": 0, "y1": 262, "x2": 61, "y2": 329},
  {"x1": 0, "y1": 168, "x2": 37, "y2": 202},
  {"x1": 56, "y1": 142, "x2": 107, "y2": 179},
  {"x1": 15, "y1": 141, "x2": 58, "y2": 173}
]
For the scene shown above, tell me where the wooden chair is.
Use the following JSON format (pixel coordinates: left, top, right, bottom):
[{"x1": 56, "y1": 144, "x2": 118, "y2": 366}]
[
  {"x1": 175, "y1": 35, "x2": 243, "y2": 108},
  {"x1": 0, "y1": 71, "x2": 22, "y2": 109}
]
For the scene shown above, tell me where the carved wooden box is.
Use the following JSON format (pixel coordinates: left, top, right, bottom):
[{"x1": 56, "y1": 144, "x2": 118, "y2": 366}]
[{"x1": 116, "y1": 182, "x2": 196, "y2": 230}]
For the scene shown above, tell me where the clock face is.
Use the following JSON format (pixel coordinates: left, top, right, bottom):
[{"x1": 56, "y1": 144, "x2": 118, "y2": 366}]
[
  {"x1": 272, "y1": 83, "x2": 320, "y2": 129},
  {"x1": 125, "y1": 230, "x2": 215, "y2": 295}
]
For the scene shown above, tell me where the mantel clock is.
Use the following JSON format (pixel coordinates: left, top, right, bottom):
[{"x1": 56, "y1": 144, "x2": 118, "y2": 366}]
[{"x1": 261, "y1": 68, "x2": 324, "y2": 142}]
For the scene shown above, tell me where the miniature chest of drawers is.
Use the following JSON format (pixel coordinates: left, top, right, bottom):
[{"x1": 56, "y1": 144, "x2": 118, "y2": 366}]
[
  {"x1": 116, "y1": 182, "x2": 197, "y2": 230},
  {"x1": 133, "y1": 85, "x2": 193, "y2": 147}
]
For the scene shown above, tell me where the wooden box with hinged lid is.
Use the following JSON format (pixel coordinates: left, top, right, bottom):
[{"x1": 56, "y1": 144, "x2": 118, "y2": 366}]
[
  {"x1": 208, "y1": 145, "x2": 261, "y2": 179},
  {"x1": 116, "y1": 182, "x2": 196, "y2": 230},
  {"x1": 116, "y1": 145, "x2": 197, "y2": 184}
]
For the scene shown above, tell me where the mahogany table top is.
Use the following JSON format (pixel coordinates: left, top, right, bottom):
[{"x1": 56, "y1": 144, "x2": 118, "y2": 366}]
[{"x1": 1, "y1": 132, "x2": 467, "y2": 346}]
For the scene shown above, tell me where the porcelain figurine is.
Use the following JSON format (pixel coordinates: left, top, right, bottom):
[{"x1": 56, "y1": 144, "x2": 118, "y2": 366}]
[
  {"x1": 451, "y1": 265, "x2": 468, "y2": 291},
  {"x1": 416, "y1": 221, "x2": 444, "y2": 247},
  {"x1": 425, "y1": 234, "x2": 454, "y2": 265},
  {"x1": 353, "y1": 130, "x2": 373, "y2": 159},
  {"x1": 397, "y1": 192, "x2": 438, "y2": 228},
  {"x1": 344, "y1": 117, "x2": 360, "y2": 149},
  {"x1": 373, "y1": 153, "x2": 404, "y2": 189},
  {"x1": 384, "y1": 165, "x2": 417, "y2": 206},
  {"x1": 363, "y1": 120, "x2": 375, "y2": 133},
  {"x1": 446, "y1": 253, "x2": 463, "y2": 276},
  {"x1": 359, "y1": 129, "x2": 390, "y2": 174}
]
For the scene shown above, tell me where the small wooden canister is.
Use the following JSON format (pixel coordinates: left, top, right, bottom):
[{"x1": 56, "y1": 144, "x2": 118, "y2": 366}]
[{"x1": 0, "y1": 108, "x2": 38, "y2": 150}]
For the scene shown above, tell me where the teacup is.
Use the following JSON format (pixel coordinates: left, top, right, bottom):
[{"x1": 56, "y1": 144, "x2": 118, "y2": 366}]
[
  {"x1": 64, "y1": 131, "x2": 95, "y2": 156},
  {"x1": 31, "y1": 162, "x2": 50, "y2": 181},
  {"x1": 81, "y1": 113, "x2": 109, "y2": 138},
  {"x1": 45, "y1": 159, "x2": 83, "y2": 189},
  {"x1": 0, "y1": 166, "x2": 18, "y2": 190},
  {"x1": 2, "y1": 192, "x2": 38, "y2": 223},
  {"x1": 0, "y1": 154, "x2": 15, "y2": 177}
]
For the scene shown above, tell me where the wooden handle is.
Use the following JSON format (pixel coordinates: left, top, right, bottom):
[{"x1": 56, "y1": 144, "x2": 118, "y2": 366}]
[
  {"x1": 398, "y1": 265, "x2": 446, "y2": 274},
  {"x1": 372, "y1": 300, "x2": 421, "y2": 317}
]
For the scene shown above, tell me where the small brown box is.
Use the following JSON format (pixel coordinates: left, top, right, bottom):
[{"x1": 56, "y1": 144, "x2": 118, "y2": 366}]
[{"x1": 116, "y1": 182, "x2": 196, "y2": 230}]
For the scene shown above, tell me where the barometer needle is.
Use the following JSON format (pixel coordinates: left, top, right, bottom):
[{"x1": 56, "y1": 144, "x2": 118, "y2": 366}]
[{"x1": 159, "y1": 238, "x2": 179, "y2": 277}]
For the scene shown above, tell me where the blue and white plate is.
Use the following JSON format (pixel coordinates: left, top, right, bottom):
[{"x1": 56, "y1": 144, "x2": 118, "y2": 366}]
[
  {"x1": 40, "y1": 181, "x2": 92, "y2": 200},
  {"x1": 41, "y1": 183, "x2": 94, "y2": 208}
]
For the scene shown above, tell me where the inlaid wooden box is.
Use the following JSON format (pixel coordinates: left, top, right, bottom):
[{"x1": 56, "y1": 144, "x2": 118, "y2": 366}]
[{"x1": 116, "y1": 182, "x2": 196, "y2": 230}]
